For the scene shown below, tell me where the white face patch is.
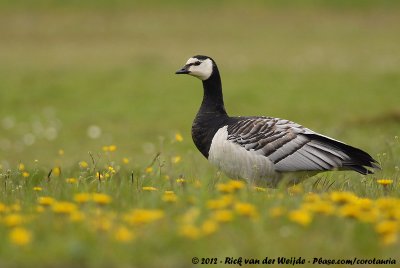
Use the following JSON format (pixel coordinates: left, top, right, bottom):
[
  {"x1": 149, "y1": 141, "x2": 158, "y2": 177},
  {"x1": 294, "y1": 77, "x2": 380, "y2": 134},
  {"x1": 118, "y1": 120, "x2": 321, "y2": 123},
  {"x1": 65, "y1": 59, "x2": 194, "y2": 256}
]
[{"x1": 185, "y1": 57, "x2": 213, "y2": 80}]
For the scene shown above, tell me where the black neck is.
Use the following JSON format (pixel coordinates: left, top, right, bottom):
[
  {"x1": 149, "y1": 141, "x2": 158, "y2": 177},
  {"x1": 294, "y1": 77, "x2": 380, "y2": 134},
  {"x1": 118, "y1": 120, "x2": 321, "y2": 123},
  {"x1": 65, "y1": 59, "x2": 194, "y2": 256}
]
[
  {"x1": 199, "y1": 68, "x2": 227, "y2": 116},
  {"x1": 191, "y1": 67, "x2": 229, "y2": 158}
]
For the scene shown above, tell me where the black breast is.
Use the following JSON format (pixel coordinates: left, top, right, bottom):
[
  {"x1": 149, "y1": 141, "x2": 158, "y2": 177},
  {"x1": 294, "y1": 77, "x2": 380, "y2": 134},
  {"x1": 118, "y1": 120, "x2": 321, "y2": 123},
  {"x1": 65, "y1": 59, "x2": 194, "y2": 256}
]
[{"x1": 191, "y1": 113, "x2": 231, "y2": 158}]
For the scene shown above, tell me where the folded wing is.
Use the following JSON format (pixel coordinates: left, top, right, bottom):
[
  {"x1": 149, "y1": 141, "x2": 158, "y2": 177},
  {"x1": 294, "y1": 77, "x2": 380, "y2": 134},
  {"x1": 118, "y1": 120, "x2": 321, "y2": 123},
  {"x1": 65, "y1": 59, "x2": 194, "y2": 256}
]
[{"x1": 227, "y1": 117, "x2": 379, "y2": 174}]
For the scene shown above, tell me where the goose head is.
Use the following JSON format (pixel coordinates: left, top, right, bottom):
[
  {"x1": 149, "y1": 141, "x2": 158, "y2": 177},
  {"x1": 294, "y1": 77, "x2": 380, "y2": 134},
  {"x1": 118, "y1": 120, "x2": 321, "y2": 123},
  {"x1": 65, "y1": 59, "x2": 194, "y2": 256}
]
[{"x1": 175, "y1": 55, "x2": 215, "y2": 81}]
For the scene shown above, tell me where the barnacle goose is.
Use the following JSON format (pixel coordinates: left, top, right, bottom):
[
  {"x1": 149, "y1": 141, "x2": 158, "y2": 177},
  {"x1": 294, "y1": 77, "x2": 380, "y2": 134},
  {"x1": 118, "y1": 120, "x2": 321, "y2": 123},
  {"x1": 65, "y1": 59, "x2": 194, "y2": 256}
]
[{"x1": 175, "y1": 55, "x2": 380, "y2": 187}]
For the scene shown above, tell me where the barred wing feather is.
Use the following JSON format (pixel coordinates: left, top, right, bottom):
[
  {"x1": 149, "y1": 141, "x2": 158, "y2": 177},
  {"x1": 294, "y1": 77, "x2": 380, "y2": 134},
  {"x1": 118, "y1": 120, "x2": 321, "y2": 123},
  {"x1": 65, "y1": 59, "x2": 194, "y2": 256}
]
[{"x1": 226, "y1": 117, "x2": 379, "y2": 174}]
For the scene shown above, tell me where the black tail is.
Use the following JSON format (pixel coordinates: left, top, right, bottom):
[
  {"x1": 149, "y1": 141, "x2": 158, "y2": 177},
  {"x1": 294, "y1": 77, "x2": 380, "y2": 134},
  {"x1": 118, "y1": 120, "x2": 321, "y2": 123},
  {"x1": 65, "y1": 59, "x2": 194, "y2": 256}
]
[{"x1": 307, "y1": 134, "x2": 381, "y2": 175}]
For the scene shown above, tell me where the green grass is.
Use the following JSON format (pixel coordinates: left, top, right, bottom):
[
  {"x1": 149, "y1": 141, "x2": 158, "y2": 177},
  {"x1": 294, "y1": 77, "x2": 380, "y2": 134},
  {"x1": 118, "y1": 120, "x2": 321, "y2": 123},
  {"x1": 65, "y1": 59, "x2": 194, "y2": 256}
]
[{"x1": 0, "y1": 2, "x2": 399, "y2": 267}]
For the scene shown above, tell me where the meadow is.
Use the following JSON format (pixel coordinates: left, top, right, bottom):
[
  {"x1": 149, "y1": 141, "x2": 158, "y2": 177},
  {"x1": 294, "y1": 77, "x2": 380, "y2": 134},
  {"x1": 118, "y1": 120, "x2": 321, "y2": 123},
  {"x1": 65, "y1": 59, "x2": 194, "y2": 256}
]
[{"x1": 0, "y1": 1, "x2": 400, "y2": 267}]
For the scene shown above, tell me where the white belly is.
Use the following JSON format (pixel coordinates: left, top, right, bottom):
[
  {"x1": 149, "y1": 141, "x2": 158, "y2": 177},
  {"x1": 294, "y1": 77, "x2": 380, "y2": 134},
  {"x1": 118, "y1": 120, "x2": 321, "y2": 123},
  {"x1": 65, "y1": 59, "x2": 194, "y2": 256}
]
[{"x1": 208, "y1": 126, "x2": 278, "y2": 185}]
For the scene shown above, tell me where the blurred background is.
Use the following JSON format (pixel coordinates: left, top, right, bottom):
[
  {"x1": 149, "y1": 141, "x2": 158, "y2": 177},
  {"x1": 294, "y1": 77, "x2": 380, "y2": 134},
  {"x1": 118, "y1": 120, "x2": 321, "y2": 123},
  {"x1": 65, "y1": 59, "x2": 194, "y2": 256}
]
[{"x1": 0, "y1": 0, "x2": 399, "y2": 171}]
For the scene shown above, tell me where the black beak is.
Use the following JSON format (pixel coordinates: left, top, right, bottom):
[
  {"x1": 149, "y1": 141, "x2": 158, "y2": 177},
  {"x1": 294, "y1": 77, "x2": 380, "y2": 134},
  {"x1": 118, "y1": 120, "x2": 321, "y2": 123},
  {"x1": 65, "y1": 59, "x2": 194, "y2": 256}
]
[{"x1": 175, "y1": 64, "x2": 190, "y2": 74}]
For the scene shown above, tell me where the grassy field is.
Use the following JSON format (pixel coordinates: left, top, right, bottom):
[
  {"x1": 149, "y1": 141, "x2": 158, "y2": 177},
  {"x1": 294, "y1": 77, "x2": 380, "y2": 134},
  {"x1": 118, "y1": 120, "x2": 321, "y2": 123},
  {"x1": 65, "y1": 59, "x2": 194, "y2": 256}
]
[{"x1": 0, "y1": 1, "x2": 400, "y2": 267}]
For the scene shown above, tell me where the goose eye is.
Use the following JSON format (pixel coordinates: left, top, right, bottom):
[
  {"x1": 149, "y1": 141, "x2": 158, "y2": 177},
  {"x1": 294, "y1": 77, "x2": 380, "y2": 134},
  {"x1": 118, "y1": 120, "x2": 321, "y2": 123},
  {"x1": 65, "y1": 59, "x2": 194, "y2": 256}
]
[{"x1": 193, "y1": 61, "x2": 201, "y2": 66}]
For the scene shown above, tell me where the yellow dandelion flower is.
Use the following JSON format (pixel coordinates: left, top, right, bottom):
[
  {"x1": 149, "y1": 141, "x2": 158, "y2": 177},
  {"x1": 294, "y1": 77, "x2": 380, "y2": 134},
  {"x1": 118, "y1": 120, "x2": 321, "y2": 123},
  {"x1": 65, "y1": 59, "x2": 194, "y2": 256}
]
[
  {"x1": 145, "y1": 166, "x2": 153, "y2": 174},
  {"x1": 358, "y1": 209, "x2": 380, "y2": 223},
  {"x1": 123, "y1": 209, "x2": 164, "y2": 225},
  {"x1": 4, "y1": 214, "x2": 24, "y2": 227},
  {"x1": 52, "y1": 202, "x2": 77, "y2": 214},
  {"x1": 108, "y1": 166, "x2": 116, "y2": 174},
  {"x1": 9, "y1": 227, "x2": 32, "y2": 246},
  {"x1": 234, "y1": 202, "x2": 258, "y2": 218},
  {"x1": 108, "y1": 145, "x2": 117, "y2": 152},
  {"x1": 381, "y1": 232, "x2": 398, "y2": 246},
  {"x1": 330, "y1": 191, "x2": 357, "y2": 204},
  {"x1": 58, "y1": 149, "x2": 64, "y2": 156},
  {"x1": 122, "y1": 158, "x2": 129, "y2": 164},
  {"x1": 201, "y1": 219, "x2": 218, "y2": 235},
  {"x1": 33, "y1": 186, "x2": 42, "y2": 191},
  {"x1": 92, "y1": 193, "x2": 112, "y2": 205},
  {"x1": 376, "y1": 220, "x2": 399, "y2": 245},
  {"x1": 142, "y1": 186, "x2": 158, "y2": 191},
  {"x1": 377, "y1": 179, "x2": 393, "y2": 186},
  {"x1": 375, "y1": 221, "x2": 398, "y2": 235},
  {"x1": 171, "y1": 156, "x2": 182, "y2": 164},
  {"x1": 179, "y1": 224, "x2": 201, "y2": 239},
  {"x1": 70, "y1": 211, "x2": 85, "y2": 222},
  {"x1": 269, "y1": 206, "x2": 286, "y2": 218},
  {"x1": 302, "y1": 201, "x2": 335, "y2": 216},
  {"x1": 213, "y1": 209, "x2": 234, "y2": 223},
  {"x1": 74, "y1": 193, "x2": 91, "y2": 204},
  {"x1": 376, "y1": 204, "x2": 400, "y2": 222},
  {"x1": 38, "y1": 196, "x2": 55, "y2": 206},
  {"x1": 376, "y1": 197, "x2": 400, "y2": 210},
  {"x1": 18, "y1": 163, "x2": 25, "y2": 171},
  {"x1": 229, "y1": 180, "x2": 245, "y2": 190},
  {"x1": 338, "y1": 204, "x2": 362, "y2": 219},
  {"x1": 52, "y1": 167, "x2": 61, "y2": 177},
  {"x1": 216, "y1": 180, "x2": 245, "y2": 194},
  {"x1": 216, "y1": 183, "x2": 233, "y2": 193},
  {"x1": 22, "y1": 172, "x2": 30, "y2": 178},
  {"x1": 0, "y1": 203, "x2": 6, "y2": 213},
  {"x1": 162, "y1": 191, "x2": 178, "y2": 203},
  {"x1": 66, "y1": 178, "x2": 78, "y2": 184},
  {"x1": 175, "y1": 133, "x2": 183, "y2": 142},
  {"x1": 79, "y1": 161, "x2": 88, "y2": 168},
  {"x1": 355, "y1": 198, "x2": 373, "y2": 210},
  {"x1": 96, "y1": 172, "x2": 104, "y2": 180},
  {"x1": 207, "y1": 195, "x2": 234, "y2": 210},
  {"x1": 176, "y1": 178, "x2": 186, "y2": 184},
  {"x1": 346, "y1": 198, "x2": 378, "y2": 223},
  {"x1": 114, "y1": 226, "x2": 135, "y2": 243},
  {"x1": 288, "y1": 209, "x2": 312, "y2": 226},
  {"x1": 288, "y1": 184, "x2": 303, "y2": 195}
]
